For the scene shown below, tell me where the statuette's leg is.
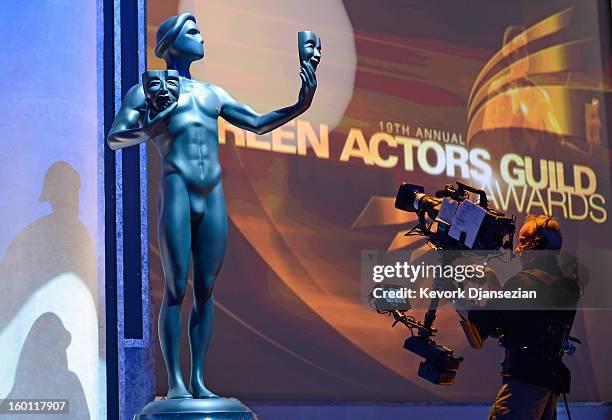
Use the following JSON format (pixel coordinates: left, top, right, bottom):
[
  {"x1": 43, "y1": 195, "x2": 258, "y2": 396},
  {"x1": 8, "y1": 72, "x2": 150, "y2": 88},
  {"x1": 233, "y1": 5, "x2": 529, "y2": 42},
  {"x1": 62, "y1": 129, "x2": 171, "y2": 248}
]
[
  {"x1": 158, "y1": 174, "x2": 193, "y2": 399},
  {"x1": 189, "y1": 183, "x2": 228, "y2": 398}
]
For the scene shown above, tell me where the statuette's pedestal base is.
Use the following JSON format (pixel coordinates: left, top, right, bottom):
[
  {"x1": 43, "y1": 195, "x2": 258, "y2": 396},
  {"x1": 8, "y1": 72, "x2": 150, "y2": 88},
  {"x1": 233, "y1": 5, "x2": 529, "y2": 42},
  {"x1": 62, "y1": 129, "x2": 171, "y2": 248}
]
[{"x1": 134, "y1": 397, "x2": 257, "y2": 420}]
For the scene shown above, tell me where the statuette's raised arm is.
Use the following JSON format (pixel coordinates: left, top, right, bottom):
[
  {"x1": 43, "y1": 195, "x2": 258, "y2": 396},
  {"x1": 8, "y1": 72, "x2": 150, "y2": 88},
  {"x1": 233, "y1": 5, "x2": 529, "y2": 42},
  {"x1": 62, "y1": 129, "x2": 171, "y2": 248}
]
[{"x1": 213, "y1": 60, "x2": 317, "y2": 136}]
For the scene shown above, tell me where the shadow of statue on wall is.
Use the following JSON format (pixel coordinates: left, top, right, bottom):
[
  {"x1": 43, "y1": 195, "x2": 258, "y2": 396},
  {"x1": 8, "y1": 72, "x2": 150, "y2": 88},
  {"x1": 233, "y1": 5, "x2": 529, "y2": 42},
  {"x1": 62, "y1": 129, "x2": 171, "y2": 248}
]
[{"x1": 0, "y1": 161, "x2": 97, "y2": 329}]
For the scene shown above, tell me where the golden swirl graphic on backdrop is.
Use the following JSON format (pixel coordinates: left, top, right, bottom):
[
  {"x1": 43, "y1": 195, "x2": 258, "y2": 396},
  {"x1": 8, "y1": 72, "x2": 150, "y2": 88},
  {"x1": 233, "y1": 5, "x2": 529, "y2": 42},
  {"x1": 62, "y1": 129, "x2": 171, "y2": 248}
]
[
  {"x1": 467, "y1": 7, "x2": 604, "y2": 151},
  {"x1": 468, "y1": 8, "x2": 574, "y2": 109}
]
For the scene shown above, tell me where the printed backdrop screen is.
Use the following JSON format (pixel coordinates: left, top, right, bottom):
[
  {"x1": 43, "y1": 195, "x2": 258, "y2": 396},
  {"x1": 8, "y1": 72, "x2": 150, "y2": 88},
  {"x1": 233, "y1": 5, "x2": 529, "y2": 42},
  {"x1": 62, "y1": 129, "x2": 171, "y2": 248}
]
[{"x1": 147, "y1": 0, "x2": 612, "y2": 402}]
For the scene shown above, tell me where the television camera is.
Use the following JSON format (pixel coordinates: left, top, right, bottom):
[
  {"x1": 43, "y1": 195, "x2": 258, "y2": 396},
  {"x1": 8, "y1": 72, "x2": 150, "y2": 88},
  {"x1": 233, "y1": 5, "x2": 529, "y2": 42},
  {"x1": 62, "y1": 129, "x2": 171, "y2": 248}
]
[{"x1": 370, "y1": 182, "x2": 516, "y2": 385}]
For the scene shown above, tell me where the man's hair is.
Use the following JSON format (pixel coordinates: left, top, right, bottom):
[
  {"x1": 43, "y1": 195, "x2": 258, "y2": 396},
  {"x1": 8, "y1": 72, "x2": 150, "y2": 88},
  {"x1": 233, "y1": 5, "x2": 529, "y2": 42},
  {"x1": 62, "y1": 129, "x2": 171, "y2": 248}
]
[
  {"x1": 155, "y1": 13, "x2": 197, "y2": 60},
  {"x1": 520, "y1": 214, "x2": 562, "y2": 251}
]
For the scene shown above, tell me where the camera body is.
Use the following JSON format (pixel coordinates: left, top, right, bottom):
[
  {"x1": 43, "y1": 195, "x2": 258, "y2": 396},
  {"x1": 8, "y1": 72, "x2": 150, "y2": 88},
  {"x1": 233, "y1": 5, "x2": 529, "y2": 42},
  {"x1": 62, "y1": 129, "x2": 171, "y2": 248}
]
[{"x1": 395, "y1": 181, "x2": 515, "y2": 251}]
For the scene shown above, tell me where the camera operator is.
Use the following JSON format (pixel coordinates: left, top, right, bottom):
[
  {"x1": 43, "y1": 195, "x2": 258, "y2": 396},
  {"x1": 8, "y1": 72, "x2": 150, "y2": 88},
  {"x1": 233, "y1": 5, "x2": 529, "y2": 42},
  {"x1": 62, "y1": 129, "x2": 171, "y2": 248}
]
[{"x1": 455, "y1": 215, "x2": 581, "y2": 419}]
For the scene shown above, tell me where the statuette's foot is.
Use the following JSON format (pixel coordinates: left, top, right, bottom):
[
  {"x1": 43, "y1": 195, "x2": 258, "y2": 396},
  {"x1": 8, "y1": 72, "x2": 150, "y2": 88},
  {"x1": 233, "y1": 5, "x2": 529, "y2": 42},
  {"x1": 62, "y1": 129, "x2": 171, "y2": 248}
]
[
  {"x1": 189, "y1": 380, "x2": 219, "y2": 399},
  {"x1": 166, "y1": 383, "x2": 192, "y2": 399}
]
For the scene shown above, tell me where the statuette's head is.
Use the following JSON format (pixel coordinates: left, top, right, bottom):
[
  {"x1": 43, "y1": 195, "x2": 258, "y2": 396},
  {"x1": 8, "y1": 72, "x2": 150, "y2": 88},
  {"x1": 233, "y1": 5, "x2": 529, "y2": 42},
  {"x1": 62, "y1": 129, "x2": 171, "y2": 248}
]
[
  {"x1": 298, "y1": 31, "x2": 322, "y2": 70},
  {"x1": 142, "y1": 70, "x2": 181, "y2": 114},
  {"x1": 155, "y1": 13, "x2": 204, "y2": 63}
]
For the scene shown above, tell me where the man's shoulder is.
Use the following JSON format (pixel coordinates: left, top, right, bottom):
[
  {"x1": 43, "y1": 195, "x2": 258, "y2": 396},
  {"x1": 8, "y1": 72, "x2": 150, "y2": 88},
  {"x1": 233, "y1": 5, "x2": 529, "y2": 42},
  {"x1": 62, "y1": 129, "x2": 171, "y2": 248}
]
[{"x1": 504, "y1": 270, "x2": 546, "y2": 290}]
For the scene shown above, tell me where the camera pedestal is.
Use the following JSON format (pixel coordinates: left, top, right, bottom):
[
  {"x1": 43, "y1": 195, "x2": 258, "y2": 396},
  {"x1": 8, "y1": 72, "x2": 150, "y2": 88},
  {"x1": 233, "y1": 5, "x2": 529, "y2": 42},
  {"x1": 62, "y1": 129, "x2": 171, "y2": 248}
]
[{"x1": 134, "y1": 397, "x2": 257, "y2": 420}]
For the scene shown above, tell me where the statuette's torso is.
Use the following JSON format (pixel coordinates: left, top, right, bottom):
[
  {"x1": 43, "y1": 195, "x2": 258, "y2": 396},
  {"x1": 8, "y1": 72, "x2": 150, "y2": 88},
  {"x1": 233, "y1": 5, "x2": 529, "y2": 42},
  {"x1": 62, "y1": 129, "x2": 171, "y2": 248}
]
[{"x1": 144, "y1": 78, "x2": 224, "y2": 204}]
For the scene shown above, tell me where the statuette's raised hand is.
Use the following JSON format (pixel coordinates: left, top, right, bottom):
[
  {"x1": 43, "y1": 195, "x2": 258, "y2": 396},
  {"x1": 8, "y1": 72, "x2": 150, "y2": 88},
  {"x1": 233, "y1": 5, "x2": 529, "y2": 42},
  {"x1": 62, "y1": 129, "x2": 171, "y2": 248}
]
[{"x1": 298, "y1": 60, "x2": 317, "y2": 109}]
